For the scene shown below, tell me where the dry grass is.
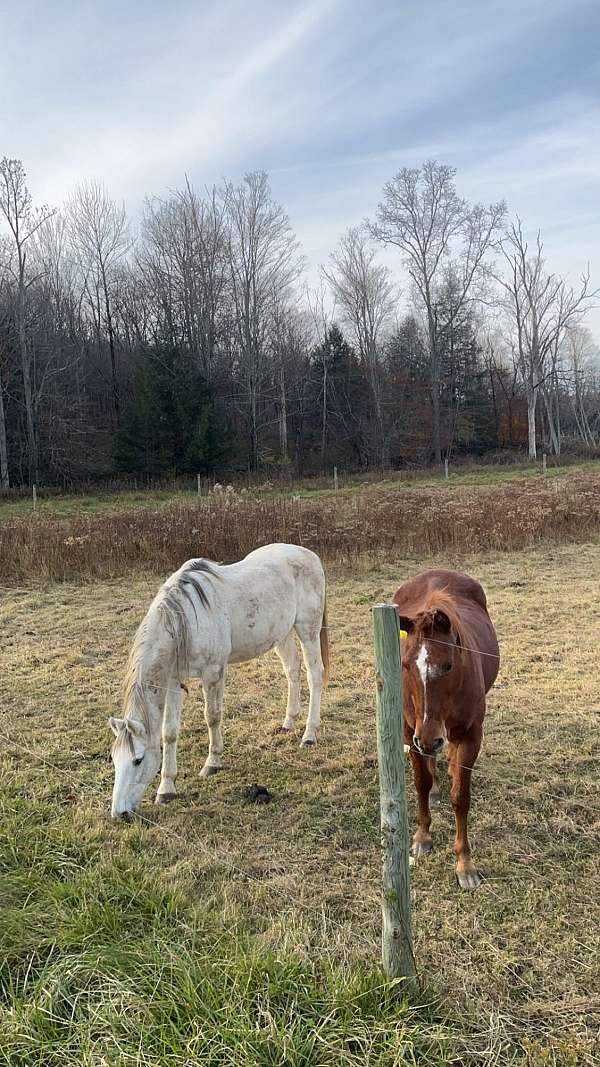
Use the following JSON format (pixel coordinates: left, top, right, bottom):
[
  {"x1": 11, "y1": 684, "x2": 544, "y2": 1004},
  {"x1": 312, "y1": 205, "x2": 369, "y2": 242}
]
[
  {"x1": 1, "y1": 473, "x2": 600, "y2": 582},
  {"x1": 1, "y1": 543, "x2": 599, "y2": 1063}
]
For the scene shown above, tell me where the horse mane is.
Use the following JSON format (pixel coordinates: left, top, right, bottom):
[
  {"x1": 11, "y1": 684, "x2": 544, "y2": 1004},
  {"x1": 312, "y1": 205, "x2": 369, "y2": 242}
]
[
  {"x1": 119, "y1": 560, "x2": 217, "y2": 740},
  {"x1": 413, "y1": 587, "x2": 467, "y2": 655}
]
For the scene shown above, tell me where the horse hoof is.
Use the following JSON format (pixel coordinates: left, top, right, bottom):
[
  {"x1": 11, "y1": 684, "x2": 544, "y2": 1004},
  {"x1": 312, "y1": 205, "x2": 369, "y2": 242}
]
[
  {"x1": 300, "y1": 737, "x2": 316, "y2": 747},
  {"x1": 155, "y1": 792, "x2": 177, "y2": 805},
  {"x1": 429, "y1": 790, "x2": 441, "y2": 807},
  {"x1": 200, "y1": 764, "x2": 222, "y2": 778},
  {"x1": 411, "y1": 840, "x2": 433, "y2": 859},
  {"x1": 456, "y1": 868, "x2": 482, "y2": 890},
  {"x1": 274, "y1": 725, "x2": 292, "y2": 734}
]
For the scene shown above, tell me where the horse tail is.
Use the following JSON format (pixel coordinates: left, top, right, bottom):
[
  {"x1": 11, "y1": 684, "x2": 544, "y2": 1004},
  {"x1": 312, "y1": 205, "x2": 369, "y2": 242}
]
[{"x1": 320, "y1": 594, "x2": 330, "y2": 688}]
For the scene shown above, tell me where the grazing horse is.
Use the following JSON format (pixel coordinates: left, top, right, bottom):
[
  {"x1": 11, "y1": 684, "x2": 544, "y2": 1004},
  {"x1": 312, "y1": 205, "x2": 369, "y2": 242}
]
[
  {"x1": 109, "y1": 543, "x2": 328, "y2": 820},
  {"x1": 393, "y1": 570, "x2": 499, "y2": 889}
]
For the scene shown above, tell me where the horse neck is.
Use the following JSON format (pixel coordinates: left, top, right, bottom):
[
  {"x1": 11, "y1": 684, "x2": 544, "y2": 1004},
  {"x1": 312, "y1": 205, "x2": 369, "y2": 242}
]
[{"x1": 125, "y1": 611, "x2": 173, "y2": 742}]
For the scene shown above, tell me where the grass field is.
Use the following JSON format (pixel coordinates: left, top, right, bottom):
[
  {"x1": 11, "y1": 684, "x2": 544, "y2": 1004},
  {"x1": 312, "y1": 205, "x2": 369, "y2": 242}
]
[
  {"x1": 2, "y1": 459, "x2": 600, "y2": 523},
  {"x1": 1, "y1": 542, "x2": 599, "y2": 1065}
]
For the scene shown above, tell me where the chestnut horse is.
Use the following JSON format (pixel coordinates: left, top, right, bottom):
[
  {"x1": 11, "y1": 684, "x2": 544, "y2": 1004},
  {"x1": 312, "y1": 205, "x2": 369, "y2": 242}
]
[{"x1": 393, "y1": 570, "x2": 499, "y2": 889}]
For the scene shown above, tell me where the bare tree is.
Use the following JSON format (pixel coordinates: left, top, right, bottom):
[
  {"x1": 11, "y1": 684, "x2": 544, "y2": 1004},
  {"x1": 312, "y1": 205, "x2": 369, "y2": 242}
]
[
  {"x1": 0, "y1": 237, "x2": 11, "y2": 488},
  {"x1": 496, "y1": 218, "x2": 597, "y2": 458},
  {"x1": 66, "y1": 180, "x2": 130, "y2": 424},
  {"x1": 223, "y1": 171, "x2": 303, "y2": 468},
  {"x1": 480, "y1": 328, "x2": 522, "y2": 448},
  {"x1": 305, "y1": 280, "x2": 337, "y2": 466},
  {"x1": 370, "y1": 161, "x2": 505, "y2": 463},
  {"x1": 268, "y1": 289, "x2": 293, "y2": 461},
  {"x1": 562, "y1": 325, "x2": 599, "y2": 448},
  {"x1": 323, "y1": 227, "x2": 396, "y2": 467},
  {"x1": 140, "y1": 182, "x2": 228, "y2": 379},
  {"x1": 0, "y1": 158, "x2": 55, "y2": 482}
]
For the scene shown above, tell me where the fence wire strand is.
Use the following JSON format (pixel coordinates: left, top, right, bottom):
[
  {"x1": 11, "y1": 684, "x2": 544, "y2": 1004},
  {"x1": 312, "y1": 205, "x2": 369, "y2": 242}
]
[{"x1": 1, "y1": 721, "x2": 599, "y2": 901}]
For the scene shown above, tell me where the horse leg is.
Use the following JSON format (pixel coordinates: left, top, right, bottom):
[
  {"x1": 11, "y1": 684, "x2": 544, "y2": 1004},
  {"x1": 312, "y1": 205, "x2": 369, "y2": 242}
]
[
  {"x1": 448, "y1": 727, "x2": 482, "y2": 889},
  {"x1": 275, "y1": 631, "x2": 302, "y2": 731},
  {"x1": 295, "y1": 629, "x2": 324, "y2": 746},
  {"x1": 199, "y1": 666, "x2": 226, "y2": 778},
  {"x1": 428, "y1": 756, "x2": 441, "y2": 806},
  {"x1": 406, "y1": 721, "x2": 434, "y2": 857},
  {"x1": 155, "y1": 680, "x2": 183, "y2": 804}
]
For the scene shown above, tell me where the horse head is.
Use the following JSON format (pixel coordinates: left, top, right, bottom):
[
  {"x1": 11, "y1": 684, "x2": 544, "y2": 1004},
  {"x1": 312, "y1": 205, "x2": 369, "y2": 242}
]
[
  {"x1": 397, "y1": 596, "x2": 464, "y2": 757},
  {"x1": 108, "y1": 715, "x2": 161, "y2": 820}
]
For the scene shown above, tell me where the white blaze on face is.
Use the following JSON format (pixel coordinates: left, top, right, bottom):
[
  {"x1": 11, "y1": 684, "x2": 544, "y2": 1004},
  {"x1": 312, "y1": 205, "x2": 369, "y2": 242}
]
[{"x1": 416, "y1": 643, "x2": 429, "y2": 721}]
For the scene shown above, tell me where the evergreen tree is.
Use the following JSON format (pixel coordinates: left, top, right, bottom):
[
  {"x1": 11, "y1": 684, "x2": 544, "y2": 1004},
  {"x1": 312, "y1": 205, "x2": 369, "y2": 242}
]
[
  {"x1": 311, "y1": 325, "x2": 370, "y2": 467},
  {"x1": 114, "y1": 346, "x2": 224, "y2": 476},
  {"x1": 435, "y1": 288, "x2": 497, "y2": 455}
]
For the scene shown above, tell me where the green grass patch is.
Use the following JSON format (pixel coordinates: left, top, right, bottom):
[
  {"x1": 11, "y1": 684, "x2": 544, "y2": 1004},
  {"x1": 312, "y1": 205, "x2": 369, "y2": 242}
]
[
  {"x1": 0, "y1": 793, "x2": 445, "y2": 1067},
  {"x1": 0, "y1": 489, "x2": 194, "y2": 523},
  {"x1": 2, "y1": 459, "x2": 600, "y2": 523}
]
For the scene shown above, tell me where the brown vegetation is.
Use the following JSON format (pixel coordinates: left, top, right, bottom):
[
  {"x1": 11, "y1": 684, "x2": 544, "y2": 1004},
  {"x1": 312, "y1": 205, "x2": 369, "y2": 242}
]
[{"x1": 1, "y1": 474, "x2": 599, "y2": 582}]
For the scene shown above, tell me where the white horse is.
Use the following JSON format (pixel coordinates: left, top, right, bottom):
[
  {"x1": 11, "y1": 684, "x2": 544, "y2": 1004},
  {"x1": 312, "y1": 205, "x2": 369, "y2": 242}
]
[{"x1": 109, "y1": 543, "x2": 329, "y2": 820}]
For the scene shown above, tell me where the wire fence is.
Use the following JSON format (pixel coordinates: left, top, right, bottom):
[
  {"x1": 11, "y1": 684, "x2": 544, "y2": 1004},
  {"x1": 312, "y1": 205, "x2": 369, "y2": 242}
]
[
  {"x1": 2, "y1": 690, "x2": 600, "y2": 1060},
  {"x1": 1, "y1": 697, "x2": 599, "y2": 902},
  {"x1": 0, "y1": 725, "x2": 380, "y2": 956},
  {"x1": 4, "y1": 739, "x2": 597, "y2": 1067}
]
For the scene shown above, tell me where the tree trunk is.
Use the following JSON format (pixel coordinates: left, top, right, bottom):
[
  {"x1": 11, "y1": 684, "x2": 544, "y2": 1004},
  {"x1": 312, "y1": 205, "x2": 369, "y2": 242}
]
[
  {"x1": 542, "y1": 387, "x2": 560, "y2": 456},
  {"x1": 321, "y1": 360, "x2": 328, "y2": 468},
  {"x1": 376, "y1": 397, "x2": 390, "y2": 470},
  {"x1": 101, "y1": 265, "x2": 119, "y2": 425},
  {"x1": 427, "y1": 309, "x2": 442, "y2": 464},
  {"x1": 367, "y1": 348, "x2": 388, "y2": 471},
  {"x1": 526, "y1": 383, "x2": 537, "y2": 460},
  {"x1": 279, "y1": 363, "x2": 288, "y2": 459},
  {"x1": 488, "y1": 365, "x2": 499, "y2": 446},
  {"x1": 17, "y1": 276, "x2": 37, "y2": 483},
  {"x1": 0, "y1": 370, "x2": 9, "y2": 489},
  {"x1": 249, "y1": 369, "x2": 258, "y2": 470},
  {"x1": 551, "y1": 362, "x2": 561, "y2": 456}
]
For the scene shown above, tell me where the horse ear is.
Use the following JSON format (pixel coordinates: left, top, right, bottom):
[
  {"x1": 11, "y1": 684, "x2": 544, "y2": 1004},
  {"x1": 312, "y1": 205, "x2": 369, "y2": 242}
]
[
  {"x1": 396, "y1": 612, "x2": 414, "y2": 635},
  {"x1": 127, "y1": 719, "x2": 147, "y2": 740},
  {"x1": 108, "y1": 716, "x2": 125, "y2": 736}
]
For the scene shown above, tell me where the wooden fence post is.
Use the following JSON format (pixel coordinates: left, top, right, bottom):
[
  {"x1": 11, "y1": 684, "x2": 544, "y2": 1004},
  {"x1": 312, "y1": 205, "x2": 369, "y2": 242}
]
[
  {"x1": 333, "y1": 465, "x2": 338, "y2": 491},
  {"x1": 197, "y1": 473, "x2": 202, "y2": 497},
  {"x1": 542, "y1": 453, "x2": 547, "y2": 474},
  {"x1": 373, "y1": 604, "x2": 416, "y2": 985},
  {"x1": 444, "y1": 457, "x2": 449, "y2": 480},
  {"x1": 32, "y1": 484, "x2": 37, "y2": 510}
]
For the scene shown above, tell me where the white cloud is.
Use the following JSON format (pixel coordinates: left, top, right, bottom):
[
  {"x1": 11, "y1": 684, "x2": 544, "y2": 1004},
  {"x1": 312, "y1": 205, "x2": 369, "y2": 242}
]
[{"x1": 1, "y1": 0, "x2": 598, "y2": 335}]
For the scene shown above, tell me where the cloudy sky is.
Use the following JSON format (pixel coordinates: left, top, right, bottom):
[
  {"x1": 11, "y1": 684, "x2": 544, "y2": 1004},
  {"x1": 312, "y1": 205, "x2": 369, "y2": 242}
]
[{"x1": 3, "y1": 0, "x2": 599, "y2": 331}]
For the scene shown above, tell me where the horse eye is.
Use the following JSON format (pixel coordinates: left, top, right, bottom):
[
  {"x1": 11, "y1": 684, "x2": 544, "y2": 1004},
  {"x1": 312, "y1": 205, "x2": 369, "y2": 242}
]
[
  {"x1": 133, "y1": 756, "x2": 144, "y2": 767},
  {"x1": 442, "y1": 662, "x2": 453, "y2": 673}
]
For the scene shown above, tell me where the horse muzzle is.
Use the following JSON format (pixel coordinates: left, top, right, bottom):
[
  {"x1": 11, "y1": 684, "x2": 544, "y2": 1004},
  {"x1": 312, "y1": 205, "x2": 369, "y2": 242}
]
[
  {"x1": 413, "y1": 734, "x2": 445, "y2": 757},
  {"x1": 112, "y1": 809, "x2": 135, "y2": 823}
]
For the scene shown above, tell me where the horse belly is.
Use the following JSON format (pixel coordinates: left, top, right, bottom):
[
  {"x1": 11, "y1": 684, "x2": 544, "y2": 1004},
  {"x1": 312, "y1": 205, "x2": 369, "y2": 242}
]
[{"x1": 227, "y1": 592, "x2": 297, "y2": 664}]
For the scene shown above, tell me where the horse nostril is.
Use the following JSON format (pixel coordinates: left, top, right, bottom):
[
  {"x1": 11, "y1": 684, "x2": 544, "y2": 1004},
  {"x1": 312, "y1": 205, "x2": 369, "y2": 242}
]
[{"x1": 413, "y1": 735, "x2": 444, "y2": 756}]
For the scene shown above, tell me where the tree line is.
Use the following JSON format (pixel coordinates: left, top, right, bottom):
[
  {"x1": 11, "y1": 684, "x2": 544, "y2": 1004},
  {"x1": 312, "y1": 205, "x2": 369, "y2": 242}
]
[{"x1": 0, "y1": 157, "x2": 598, "y2": 489}]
